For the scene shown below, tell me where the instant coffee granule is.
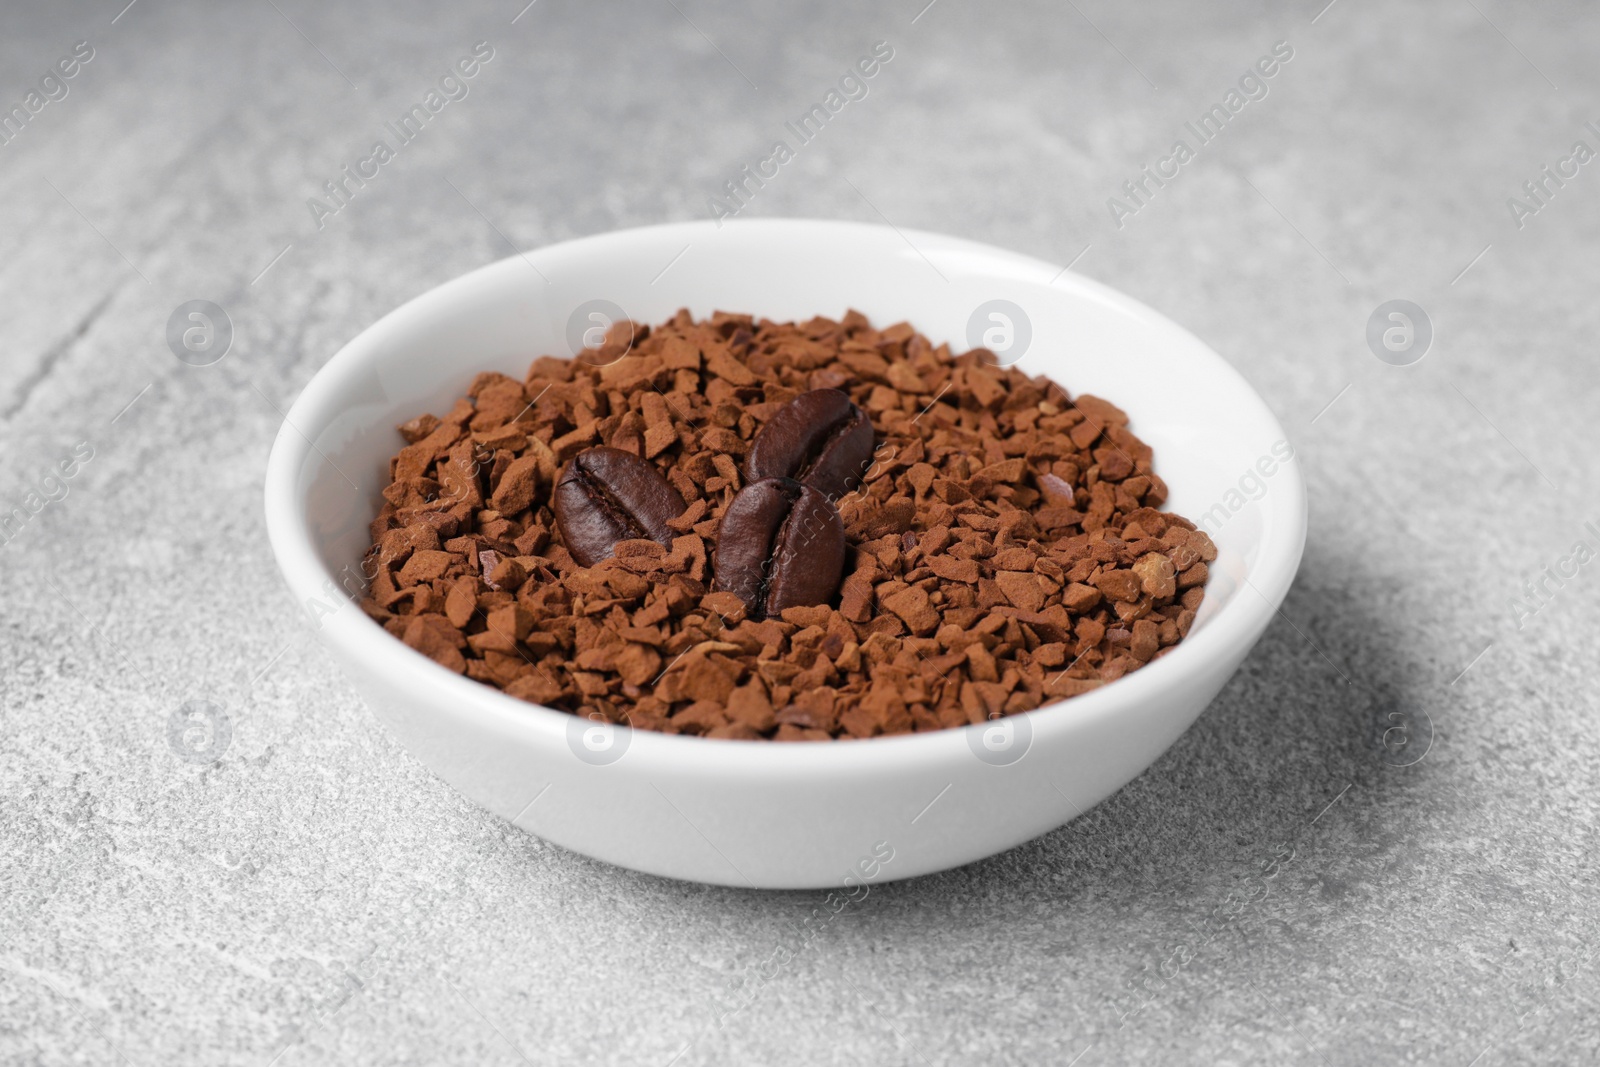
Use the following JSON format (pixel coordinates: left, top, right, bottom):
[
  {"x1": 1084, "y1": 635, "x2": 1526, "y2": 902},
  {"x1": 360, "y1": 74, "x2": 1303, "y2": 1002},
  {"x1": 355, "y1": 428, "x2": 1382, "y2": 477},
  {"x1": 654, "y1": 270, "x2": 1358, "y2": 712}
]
[{"x1": 359, "y1": 310, "x2": 1212, "y2": 741}]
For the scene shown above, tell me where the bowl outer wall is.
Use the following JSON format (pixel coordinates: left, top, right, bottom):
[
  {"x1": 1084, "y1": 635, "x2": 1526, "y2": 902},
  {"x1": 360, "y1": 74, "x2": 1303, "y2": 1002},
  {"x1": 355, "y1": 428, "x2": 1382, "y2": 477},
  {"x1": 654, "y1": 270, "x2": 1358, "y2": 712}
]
[{"x1": 263, "y1": 218, "x2": 1307, "y2": 888}]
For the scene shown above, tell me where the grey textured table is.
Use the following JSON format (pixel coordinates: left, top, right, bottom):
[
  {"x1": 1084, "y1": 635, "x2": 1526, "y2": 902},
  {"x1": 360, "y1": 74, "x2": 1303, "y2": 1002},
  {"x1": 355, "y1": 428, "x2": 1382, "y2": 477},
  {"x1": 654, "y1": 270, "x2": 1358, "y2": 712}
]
[{"x1": 3, "y1": 1, "x2": 1598, "y2": 1063}]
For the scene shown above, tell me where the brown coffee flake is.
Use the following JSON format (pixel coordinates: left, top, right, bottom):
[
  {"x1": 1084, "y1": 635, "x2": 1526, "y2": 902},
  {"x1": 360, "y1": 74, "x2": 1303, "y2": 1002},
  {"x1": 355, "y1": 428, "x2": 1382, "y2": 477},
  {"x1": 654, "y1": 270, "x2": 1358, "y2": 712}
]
[
  {"x1": 994, "y1": 571, "x2": 1045, "y2": 613},
  {"x1": 402, "y1": 616, "x2": 466, "y2": 673},
  {"x1": 1092, "y1": 568, "x2": 1143, "y2": 603},
  {"x1": 1131, "y1": 552, "x2": 1178, "y2": 599}
]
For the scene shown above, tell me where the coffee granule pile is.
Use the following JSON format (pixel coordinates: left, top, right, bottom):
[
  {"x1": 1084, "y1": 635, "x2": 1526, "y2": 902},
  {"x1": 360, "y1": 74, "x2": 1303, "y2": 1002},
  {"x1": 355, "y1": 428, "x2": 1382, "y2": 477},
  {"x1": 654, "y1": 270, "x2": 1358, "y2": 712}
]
[{"x1": 359, "y1": 310, "x2": 1212, "y2": 741}]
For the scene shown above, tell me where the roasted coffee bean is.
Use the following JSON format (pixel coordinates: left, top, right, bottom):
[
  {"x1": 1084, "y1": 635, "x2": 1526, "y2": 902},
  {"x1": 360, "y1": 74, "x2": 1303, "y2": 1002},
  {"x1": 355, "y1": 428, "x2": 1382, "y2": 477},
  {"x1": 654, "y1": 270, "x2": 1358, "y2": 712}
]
[
  {"x1": 554, "y1": 446, "x2": 686, "y2": 566},
  {"x1": 713, "y1": 478, "x2": 845, "y2": 619},
  {"x1": 745, "y1": 388, "x2": 875, "y2": 501}
]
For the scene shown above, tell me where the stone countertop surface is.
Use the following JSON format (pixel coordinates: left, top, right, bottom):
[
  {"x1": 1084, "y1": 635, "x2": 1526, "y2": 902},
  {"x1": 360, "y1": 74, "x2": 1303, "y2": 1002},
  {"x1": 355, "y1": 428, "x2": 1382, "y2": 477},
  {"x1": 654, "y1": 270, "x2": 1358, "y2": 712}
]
[{"x1": 3, "y1": 0, "x2": 1597, "y2": 1063}]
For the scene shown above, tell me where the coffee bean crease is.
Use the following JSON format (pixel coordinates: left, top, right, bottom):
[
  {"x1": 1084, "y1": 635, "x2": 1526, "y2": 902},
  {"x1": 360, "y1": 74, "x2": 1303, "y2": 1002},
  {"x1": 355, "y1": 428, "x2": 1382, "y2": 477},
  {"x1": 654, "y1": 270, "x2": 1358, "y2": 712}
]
[
  {"x1": 713, "y1": 478, "x2": 846, "y2": 619},
  {"x1": 554, "y1": 446, "x2": 685, "y2": 566},
  {"x1": 745, "y1": 388, "x2": 875, "y2": 501}
]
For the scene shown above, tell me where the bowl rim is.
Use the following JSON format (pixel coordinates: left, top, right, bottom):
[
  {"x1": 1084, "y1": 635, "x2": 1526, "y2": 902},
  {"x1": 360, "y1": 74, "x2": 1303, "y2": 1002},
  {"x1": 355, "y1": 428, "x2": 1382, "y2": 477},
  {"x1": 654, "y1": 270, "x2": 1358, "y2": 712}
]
[{"x1": 263, "y1": 217, "x2": 1307, "y2": 775}]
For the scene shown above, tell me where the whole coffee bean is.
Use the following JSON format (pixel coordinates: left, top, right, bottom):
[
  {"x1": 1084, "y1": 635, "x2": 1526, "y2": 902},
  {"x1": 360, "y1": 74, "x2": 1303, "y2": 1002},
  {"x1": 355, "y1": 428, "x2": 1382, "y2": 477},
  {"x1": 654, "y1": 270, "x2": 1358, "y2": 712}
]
[
  {"x1": 554, "y1": 446, "x2": 686, "y2": 566},
  {"x1": 745, "y1": 388, "x2": 875, "y2": 501},
  {"x1": 713, "y1": 478, "x2": 845, "y2": 620}
]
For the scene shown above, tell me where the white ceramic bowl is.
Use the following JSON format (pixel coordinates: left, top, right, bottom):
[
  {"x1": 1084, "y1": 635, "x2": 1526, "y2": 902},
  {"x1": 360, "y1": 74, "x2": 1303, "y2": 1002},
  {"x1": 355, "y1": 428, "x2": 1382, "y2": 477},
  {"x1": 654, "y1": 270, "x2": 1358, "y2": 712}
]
[{"x1": 264, "y1": 219, "x2": 1305, "y2": 889}]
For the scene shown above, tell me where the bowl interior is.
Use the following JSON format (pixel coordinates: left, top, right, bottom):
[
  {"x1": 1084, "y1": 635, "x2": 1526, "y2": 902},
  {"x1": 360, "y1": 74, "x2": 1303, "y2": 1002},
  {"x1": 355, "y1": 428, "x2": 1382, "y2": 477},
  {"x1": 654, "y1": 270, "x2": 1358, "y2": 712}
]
[{"x1": 274, "y1": 218, "x2": 1302, "y2": 753}]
